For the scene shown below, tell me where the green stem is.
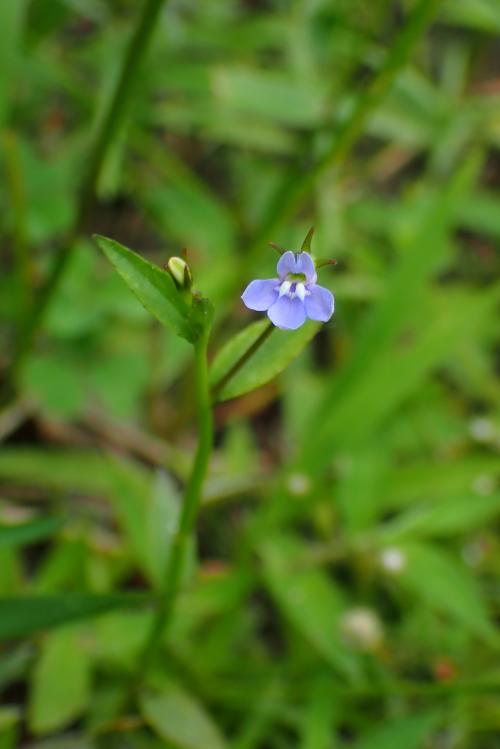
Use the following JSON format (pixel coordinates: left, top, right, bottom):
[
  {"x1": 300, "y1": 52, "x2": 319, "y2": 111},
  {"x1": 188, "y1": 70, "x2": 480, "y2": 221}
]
[
  {"x1": 6, "y1": 0, "x2": 168, "y2": 389},
  {"x1": 138, "y1": 330, "x2": 213, "y2": 674},
  {"x1": 246, "y1": 0, "x2": 442, "y2": 266},
  {"x1": 2, "y1": 131, "x2": 31, "y2": 307},
  {"x1": 211, "y1": 322, "x2": 275, "y2": 402}
]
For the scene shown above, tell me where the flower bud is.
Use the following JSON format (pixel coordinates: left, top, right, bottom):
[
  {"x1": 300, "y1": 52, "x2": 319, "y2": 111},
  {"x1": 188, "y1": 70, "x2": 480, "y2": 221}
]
[
  {"x1": 167, "y1": 256, "x2": 193, "y2": 291},
  {"x1": 379, "y1": 547, "x2": 406, "y2": 574},
  {"x1": 340, "y1": 607, "x2": 383, "y2": 651}
]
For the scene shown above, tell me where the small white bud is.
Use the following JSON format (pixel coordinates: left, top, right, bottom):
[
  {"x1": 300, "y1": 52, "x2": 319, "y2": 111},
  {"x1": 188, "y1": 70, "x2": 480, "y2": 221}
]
[
  {"x1": 472, "y1": 474, "x2": 496, "y2": 496},
  {"x1": 468, "y1": 417, "x2": 496, "y2": 443},
  {"x1": 166, "y1": 256, "x2": 192, "y2": 291},
  {"x1": 380, "y1": 547, "x2": 406, "y2": 574},
  {"x1": 462, "y1": 539, "x2": 485, "y2": 568},
  {"x1": 287, "y1": 473, "x2": 311, "y2": 496},
  {"x1": 340, "y1": 607, "x2": 383, "y2": 651}
]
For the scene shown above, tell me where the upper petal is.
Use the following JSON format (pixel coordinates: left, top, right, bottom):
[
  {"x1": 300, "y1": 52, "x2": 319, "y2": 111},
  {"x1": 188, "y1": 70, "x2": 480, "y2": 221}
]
[
  {"x1": 242, "y1": 279, "x2": 279, "y2": 311},
  {"x1": 304, "y1": 284, "x2": 334, "y2": 322},
  {"x1": 276, "y1": 251, "x2": 297, "y2": 279},
  {"x1": 295, "y1": 252, "x2": 317, "y2": 283},
  {"x1": 267, "y1": 294, "x2": 306, "y2": 330}
]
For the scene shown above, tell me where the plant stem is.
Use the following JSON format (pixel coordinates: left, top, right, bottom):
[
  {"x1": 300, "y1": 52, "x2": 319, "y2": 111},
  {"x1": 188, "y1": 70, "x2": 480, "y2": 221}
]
[
  {"x1": 138, "y1": 330, "x2": 213, "y2": 675},
  {"x1": 211, "y1": 322, "x2": 274, "y2": 402},
  {"x1": 6, "y1": 0, "x2": 168, "y2": 389},
  {"x1": 2, "y1": 131, "x2": 32, "y2": 311},
  {"x1": 245, "y1": 0, "x2": 442, "y2": 267}
]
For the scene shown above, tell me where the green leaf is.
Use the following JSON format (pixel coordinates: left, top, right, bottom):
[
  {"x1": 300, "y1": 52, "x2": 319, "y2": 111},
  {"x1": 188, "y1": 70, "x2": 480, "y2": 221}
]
[
  {"x1": 21, "y1": 354, "x2": 84, "y2": 418},
  {"x1": 103, "y1": 456, "x2": 153, "y2": 579},
  {"x1": 377, "y1": 492, "x2": 500, "y2": 542},
  {"x1": 0, "y1": 446, "x2": 154, "y2": 504},
  {"x1": 0, "y1": 645, "x2": 32, "y2": 693},
  {"x1": 0, "y1": 447, "x2": 127, "y2": 495},
  {"x1": 300, "y1": 674, "x2": 339, "y2": 749},
  {"x1": 335, "y1": 447, "x2": 388, "y2": 533},
  {"x1": 94, "y1": 235, "x2": 196, "y2": 341},
  {"x1": 0, "y1": 594, "x2": 149, "y2": 640},
  {"x1": 300, "y1": 285, "x2": 500, "y2": 469},
  {"x1": 145, "y1": 471, "x2": 181, "y2": 589},
  {"x1": 209, "y1": 66, "x2": 324, "y2": 127},
  {"x1": 299, "y1": 155, "x2": 485, "y2": 469},
  {"x1": 0, "y1": 1, "x2": 26, "y2": 127},
  {"x1": 140, "y1": 683, "x2": 227, "y2": 749},
  {"x1": 354, "y1": 712, "x2": 440, "y2": 749},
  {"x1": 385, "y1": 455, "x2": 500, "y2": 509},
  {"x1": 92, "y1": 610, "x2": 151, "y2": 670},
  {"x1": 29, "y1": 628, "x2": 91, "y2": 735},
  {"x1": 442, "y1": 0, "x2": 500, "y2": 33},
  {"x1": 399, "y1": 543, "x2": 497, "y2": 643},
  {"x1": 0, "y1": 706, "x2": 20, "y2": 749},
  {"x1": 210, "y1": 319, "x2": 319, "y2": 400},
  {"x1": 260, "y1": 535, "x2": 359, "y2": 679},
  {"x1": 0, "y1": 516, "x2": 63, "y2": 549}
]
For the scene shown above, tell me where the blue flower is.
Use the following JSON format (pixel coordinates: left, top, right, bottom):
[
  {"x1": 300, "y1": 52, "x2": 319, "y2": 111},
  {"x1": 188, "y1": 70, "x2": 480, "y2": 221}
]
[{"x1": 241, "y1": 250, "x2": 334, "y2": 330}]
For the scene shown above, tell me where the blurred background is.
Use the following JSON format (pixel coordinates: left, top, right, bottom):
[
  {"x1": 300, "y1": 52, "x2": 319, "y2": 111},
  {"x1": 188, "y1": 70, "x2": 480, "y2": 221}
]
[{"x1": 0, "y1": 0, "x2": 500, "y2": 747}]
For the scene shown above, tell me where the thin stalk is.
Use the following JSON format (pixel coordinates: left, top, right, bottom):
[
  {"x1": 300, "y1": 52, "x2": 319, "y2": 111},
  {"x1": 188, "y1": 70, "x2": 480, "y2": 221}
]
[
  {"x1": 2, "y1": 131, "x2": 32, "y2": 304},
  {"x1": 211, "y1": 322, "x2": 274, "y2": 402},
  {"x1": 246, "y1": 0, "x2": 442, "y2": 266},
  {"x1": 7, "y1": 0, "x2": 168, "y2": 388},
  {"x1": 138, "y1": 331, "x2": 213, "y2": 675}
]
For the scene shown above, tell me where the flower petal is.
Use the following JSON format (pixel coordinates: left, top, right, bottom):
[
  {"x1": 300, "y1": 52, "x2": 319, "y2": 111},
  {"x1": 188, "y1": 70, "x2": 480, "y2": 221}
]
[
  {"x1": 295, "y1": 252, "x2": 317, "y2": 283},
  {"x1": 276, "y1": 251, "x2": 297, "y2": 278},
  {"x1": 305, "y1": 284, "x2": 334, "y2": 322},
  {"x1": 242, "y1": 279, "x2": 279, "y2": 311},
  {"x1": 268, "y1": 295, "x2": 306, "y2": 330}
]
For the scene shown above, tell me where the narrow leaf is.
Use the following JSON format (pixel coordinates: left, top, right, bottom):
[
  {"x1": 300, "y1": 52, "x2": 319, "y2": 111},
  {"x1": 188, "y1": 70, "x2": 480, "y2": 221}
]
[
  {"x1": 400, "y1": 543, "x2": 497, "y2": 643},
  {"x1": 301, "y1": 285, "x2": 499, "y2": 468},
  {"x1": 29, "y1": 628, "x2": 91, "y2": 735},
  {"x1": 0, "y1": 517, "x2": 63, "y2": 549},
  {"x1": 260, "y1": 535, "x2": 359, "y2": 679},
  {"x1": 140, "y1": 683, "x2": 227, "y2": 749},
  {"x1": 377, "y1": 493, "x2": 500, "y2": 542},
  {"x1": 145, "y1": 471, "x2": 181, "y2": 589},
  {"x1": 0, "y1": 706, "x2": 20, "y2": 749},
  {"x1": 210, "y1": 319, "x2": 319, "y2": 401},
  {"x1": 354, "y1": 711, "x2": 440, "y2": 749},
  {"x1": 0, "y1": 594, "x2": 149, "y2": 640}
]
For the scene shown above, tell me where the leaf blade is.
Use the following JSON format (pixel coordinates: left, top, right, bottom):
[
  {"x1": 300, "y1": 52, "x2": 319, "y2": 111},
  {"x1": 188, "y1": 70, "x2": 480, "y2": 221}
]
[
  {"x1": 0, "y1": 594, "x2": 149, "y2": 640},
  {"x1": 94, "y1": 235, "x2": 195, "y2": 341},
  {"x1": 140, "y1": 683, "x2": 228, "y2": 749},
  {"x1": 260, "y1": 534, "x2": 359, "y2": 679},
  {"x1": 28, "y1": 628, "x2": 91, "y2": 735},
  {"x1": 399, "y1": 542, "x2": 497, "y2": 643},
  {"x1": 0, "y1": 517, "x2": 64, "y2": 549},
  {"x1": 210, "y1": 319, "x2": 319, "y2": 400}
]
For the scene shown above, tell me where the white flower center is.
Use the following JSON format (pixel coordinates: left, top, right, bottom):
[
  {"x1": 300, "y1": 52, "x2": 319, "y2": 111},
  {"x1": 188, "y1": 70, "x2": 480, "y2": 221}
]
[
  {"x1": 296, "y1": 283, "x2": 306, "y2": 302},
  {"x1": 278, "y1": 280, "x2": 308, "y2": 300},
  {"x1": 279, "y1": 281, "x2": 292, "y2": 297}
]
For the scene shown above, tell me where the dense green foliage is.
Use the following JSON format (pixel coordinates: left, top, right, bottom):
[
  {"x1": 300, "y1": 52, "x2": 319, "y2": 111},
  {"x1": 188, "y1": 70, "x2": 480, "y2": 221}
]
[{"x1": 0, "y1": 1, "x2": 499, "y2": 747}]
